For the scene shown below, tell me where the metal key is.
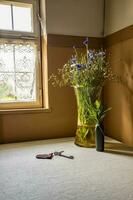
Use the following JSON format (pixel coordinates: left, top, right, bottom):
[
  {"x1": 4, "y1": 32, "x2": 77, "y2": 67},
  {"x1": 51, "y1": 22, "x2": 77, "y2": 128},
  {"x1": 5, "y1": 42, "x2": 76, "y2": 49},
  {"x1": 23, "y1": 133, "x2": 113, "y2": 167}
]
[{"x1": 54, "y1": 151, "x2": 74, "y2": 159}]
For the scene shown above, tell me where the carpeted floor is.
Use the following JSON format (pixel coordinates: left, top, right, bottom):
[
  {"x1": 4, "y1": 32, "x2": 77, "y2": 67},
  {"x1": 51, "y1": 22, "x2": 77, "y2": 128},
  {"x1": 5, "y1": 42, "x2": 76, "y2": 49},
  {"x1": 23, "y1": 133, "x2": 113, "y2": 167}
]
[{"x1": 0, "y1": 137, "x2": 133, "y2": 200}]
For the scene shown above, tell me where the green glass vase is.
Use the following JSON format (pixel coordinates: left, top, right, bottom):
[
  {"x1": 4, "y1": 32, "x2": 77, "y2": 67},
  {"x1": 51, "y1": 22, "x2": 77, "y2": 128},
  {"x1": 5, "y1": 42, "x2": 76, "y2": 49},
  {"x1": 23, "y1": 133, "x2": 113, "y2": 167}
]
[{"x1": 74, "y1": 86, "x2": 102, "y2": 148}]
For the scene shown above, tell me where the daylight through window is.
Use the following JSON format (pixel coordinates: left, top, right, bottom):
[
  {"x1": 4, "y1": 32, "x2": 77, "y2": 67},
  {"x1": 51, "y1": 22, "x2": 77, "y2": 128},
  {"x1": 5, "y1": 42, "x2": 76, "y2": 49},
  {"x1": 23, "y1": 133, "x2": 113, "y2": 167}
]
[{"x1": 0, "y1": 0, "x2": 42, "y2": 109}]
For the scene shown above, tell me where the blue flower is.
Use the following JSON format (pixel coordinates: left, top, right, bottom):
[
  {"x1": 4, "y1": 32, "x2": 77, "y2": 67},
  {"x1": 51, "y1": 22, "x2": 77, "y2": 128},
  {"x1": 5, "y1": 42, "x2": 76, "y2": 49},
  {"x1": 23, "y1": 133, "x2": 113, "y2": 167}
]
[
  {"x1": 83, "y1": 37, "x2": 89, "y2": 46},
  {"x1": 76, "y1": 64, "x2": 82, "y2": 70},
  {"x1": 76, "y1": 64, "x2": 86, "y2": 70}
]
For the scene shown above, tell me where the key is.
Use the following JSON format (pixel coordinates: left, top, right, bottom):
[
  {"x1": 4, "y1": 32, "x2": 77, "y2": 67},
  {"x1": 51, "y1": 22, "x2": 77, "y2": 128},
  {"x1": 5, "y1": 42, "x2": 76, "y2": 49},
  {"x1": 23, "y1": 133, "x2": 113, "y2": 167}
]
[
  {"x1": 59, "y1": 154, "x2": 74, "y2": 159},
  {"x1": 54, "y1": 151, "x2": 74, "y2": 159}
]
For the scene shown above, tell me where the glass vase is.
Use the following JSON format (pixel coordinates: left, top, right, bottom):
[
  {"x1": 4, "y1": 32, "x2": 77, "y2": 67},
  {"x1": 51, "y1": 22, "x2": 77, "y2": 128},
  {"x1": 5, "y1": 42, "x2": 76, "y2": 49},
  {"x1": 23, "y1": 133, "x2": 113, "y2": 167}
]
[{"x1": 74, "y1": 86, "x2": 102, "y2": 148}]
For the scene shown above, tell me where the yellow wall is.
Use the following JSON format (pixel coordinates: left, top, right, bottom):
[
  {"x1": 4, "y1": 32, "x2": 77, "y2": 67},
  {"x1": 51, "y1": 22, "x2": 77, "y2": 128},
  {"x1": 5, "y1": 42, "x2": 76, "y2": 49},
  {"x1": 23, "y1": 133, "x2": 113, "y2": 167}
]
[
  {"x1": 0, "y1": 42, "x2": 77, "y2": 143},
  {"x1": 0, "y1": 0, "x2": 133, "y2": 147},
  {"x1": 0, "y1": 34, "x2": 102, "y2": 143},
  {"x1": 104, "y1": 31, "x2": 133, "y2": 147},
  {"x1": 104, "y1": 0, "x2": 133, "y2": 146},
  {"x1": 0, "y1": 0, "x2": 104, "y2": 143}
]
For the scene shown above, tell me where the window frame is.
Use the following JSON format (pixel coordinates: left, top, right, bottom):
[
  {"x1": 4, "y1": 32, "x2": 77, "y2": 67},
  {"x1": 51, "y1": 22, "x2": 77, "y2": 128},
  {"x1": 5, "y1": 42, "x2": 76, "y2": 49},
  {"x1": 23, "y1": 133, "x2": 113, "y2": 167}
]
[
  {"x1": 0, "y1": 0, "x2": 43, "y2": 110},
  {"x1": 0, "y1": 0, "x2": 40, "y2": 38}
]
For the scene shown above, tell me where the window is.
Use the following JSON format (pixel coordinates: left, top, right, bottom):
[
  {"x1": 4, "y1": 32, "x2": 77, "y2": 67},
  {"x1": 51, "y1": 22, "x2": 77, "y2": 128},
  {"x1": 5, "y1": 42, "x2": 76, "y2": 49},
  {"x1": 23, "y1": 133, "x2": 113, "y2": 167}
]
[{"x1": 0, "y1": 0, "x2": 42, "y2": 110}]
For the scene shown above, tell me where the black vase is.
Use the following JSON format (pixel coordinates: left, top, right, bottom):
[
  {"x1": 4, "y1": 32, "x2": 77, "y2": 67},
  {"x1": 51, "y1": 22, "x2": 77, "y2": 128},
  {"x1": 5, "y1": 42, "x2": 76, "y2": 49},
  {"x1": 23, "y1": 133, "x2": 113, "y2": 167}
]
[{"x1": 95, "y1": 124, "x2": 104, "y2": 152}]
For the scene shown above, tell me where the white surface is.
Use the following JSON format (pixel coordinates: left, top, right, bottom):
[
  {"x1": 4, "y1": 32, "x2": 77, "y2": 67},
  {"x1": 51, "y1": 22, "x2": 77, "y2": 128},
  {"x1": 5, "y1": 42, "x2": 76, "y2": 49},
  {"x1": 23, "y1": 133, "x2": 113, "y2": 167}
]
[
  {"x1": 104, "y1": 0, "x2": 133, "y2": 35},
  {"x1": 0, "y1": 137, "x2": 133, "y2": 200},
  {"x1": 41, "y1": 0, "x2": 104, "y2": 37}
]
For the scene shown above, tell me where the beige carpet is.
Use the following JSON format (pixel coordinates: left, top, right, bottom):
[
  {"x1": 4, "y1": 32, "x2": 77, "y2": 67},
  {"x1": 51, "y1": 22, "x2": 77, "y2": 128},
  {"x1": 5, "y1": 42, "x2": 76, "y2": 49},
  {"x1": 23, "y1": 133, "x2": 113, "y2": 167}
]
[{"x1": 0, "y1": 137, "x2": 133, "y2": 200}]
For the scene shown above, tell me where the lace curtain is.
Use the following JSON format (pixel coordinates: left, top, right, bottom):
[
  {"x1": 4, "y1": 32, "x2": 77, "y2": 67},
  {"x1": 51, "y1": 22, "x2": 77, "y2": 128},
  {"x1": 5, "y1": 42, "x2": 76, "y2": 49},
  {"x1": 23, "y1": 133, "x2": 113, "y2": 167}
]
[{"x1": 0, "y1": 40, "x2": 36, "y2": 102}]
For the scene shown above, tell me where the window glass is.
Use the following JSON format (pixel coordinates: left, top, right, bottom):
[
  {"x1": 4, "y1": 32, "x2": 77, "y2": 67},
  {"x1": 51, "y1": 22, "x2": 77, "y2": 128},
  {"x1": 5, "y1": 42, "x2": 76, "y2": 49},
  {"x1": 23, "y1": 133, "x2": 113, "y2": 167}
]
[
  {"x1": 0, "y1": 42, "x2": 36, "y2": 103},
  {"x1": 13, "y1": 5, "x2": 33, "y2": 32},
  {"x1": 0, "y1": 0, "x2": 42, "y2": 109},
  {"x1": 0, "y1": 3, "x2": 33, "y2": 32},
  {"x1": 0, "y1": 4, "x2": 12, "y2": 30}
]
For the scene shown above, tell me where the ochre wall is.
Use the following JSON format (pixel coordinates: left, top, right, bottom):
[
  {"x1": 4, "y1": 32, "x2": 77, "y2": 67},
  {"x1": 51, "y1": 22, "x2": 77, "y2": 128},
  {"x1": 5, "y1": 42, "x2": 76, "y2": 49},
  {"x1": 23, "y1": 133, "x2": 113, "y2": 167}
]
[
  {"x1": 104, "y1": 0, "x2": 133, "y2": 146},
  {"x1": 0, "y1": 0, "x2": 104, "y2": 144},
  {"x1": 0, "y1": 35, "x2": 102, "y2": 143},
  {"x1": 1, "y1": 0, "x2": 133, "y2": 146},
  {"x1": 1, "y1": 30, "x2": 133, "y2": 146},
  {"x1": 104, "y1": 26, "x2": 133, "y2": 147}
]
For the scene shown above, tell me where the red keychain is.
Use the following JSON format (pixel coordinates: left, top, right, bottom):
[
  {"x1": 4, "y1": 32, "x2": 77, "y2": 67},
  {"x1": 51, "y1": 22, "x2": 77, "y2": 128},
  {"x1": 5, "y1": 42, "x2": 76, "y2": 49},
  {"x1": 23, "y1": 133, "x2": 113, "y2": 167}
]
[{"x1": 36, "y1": 153, "x2": 53, "y2": 159}]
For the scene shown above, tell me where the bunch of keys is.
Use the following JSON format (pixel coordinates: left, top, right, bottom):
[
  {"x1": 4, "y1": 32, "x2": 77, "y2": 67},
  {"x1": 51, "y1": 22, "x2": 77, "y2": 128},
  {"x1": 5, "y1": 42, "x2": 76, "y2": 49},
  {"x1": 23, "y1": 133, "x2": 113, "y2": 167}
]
[{"x1": 36, "y1": 151, "x2": 74, "y2": 159}]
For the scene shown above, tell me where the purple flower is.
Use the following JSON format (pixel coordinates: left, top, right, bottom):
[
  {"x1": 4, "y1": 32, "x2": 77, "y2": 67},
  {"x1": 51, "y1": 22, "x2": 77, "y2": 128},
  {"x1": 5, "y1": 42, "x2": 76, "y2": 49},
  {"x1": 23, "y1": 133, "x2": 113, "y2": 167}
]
[{"x1": 83, "y1": 37, "x2": 89, "y2": 46}]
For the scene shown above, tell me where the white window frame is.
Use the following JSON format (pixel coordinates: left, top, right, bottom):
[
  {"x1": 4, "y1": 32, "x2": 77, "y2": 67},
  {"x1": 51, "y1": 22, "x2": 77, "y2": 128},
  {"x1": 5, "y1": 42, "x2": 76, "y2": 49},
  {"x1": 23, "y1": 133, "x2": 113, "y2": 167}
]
[{"x1": 0, "y1": 0, "x2": 43, "y2": 110}]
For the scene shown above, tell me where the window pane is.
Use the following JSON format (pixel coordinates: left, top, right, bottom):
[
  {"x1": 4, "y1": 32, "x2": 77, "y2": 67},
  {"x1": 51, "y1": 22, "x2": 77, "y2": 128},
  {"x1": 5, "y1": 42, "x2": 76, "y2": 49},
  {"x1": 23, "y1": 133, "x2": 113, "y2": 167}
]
[
  {"x1": 0, "y1": 41, "x2": 36, "y2": 103},
  {"x1": 15, "y1": 44, "x2": 36, "y2": 101},
  {"x1": 13, "y1": 5, "x2": 33, "y2": 32},
  {"x1": 15, "y1": 44, "x2": 35, "y2": 72},
  {"x1": 16, "y1": 72, "x2": 36, "y2": 101},
  {"x1": 0, "y1": 4, "x2": 12, "y2": 30},
  {"x1": 0, "y1": 44, "x2": 14, "y2": 72},
  {"x1": 0, "y1": 73, "x2": 15, "y2": 102}
]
